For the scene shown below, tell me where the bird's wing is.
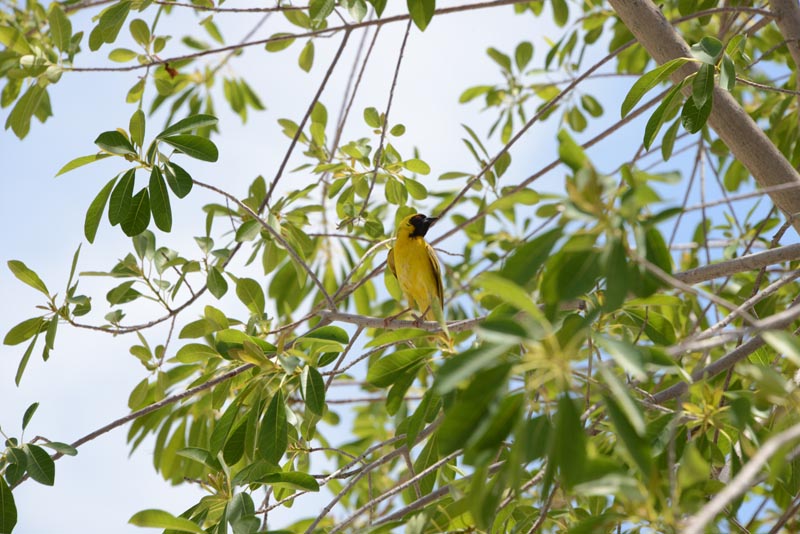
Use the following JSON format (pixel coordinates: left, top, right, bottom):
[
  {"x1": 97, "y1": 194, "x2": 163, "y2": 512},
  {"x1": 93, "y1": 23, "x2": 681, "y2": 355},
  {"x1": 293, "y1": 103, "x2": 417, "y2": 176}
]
[
  {"x1": 387, "y1": 246, "x2": 397, "y2": 278},
  {"x1": 425, "y1": 242, "x2": 444, "y2": 306}
]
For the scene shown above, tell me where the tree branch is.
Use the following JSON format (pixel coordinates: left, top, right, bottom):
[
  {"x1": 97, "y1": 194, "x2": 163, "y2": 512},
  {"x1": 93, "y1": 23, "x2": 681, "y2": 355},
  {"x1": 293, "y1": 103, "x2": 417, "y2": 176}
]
[
  {"x1": 683, "y1": 421, "x2": 800, "y2": 534},
  {"x1": 674, "y1": 243, "x2": 800, "y2": 284},
  {"x1": 608, "y1": 0, "x2": 800, "y2": 233}
]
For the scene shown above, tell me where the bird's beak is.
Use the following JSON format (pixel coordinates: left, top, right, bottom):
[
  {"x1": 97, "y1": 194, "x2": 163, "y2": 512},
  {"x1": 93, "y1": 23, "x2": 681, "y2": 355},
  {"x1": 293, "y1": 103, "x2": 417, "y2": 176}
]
[{"x1": 410, "y1": 216, "x2": 438, "y2": 237}]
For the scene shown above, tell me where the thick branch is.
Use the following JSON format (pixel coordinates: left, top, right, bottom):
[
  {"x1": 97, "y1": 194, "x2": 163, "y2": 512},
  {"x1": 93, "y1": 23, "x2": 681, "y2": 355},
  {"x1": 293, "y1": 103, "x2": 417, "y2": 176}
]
[
  {"x1": 674, "y1": 243, "x2": 800, "y2": 284},
  {"x1": 608, "y1": 0, "x2": 800, "y2": 233},
  {"x1": 769, "y1": 0, "x2": 800, "y2": 77}
]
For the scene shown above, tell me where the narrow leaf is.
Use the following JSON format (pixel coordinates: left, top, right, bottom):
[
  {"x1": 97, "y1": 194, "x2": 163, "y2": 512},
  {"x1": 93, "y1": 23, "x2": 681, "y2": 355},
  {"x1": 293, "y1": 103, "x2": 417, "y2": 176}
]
[
  {"x1": 161, "y1": 135, "x2": 219, "y2": 162},
  {"x1": 148, "y1": 166, "x2": 172, "y2": 232},
  {"x1": 24, "y1": 444, "x2": 55, "y2": 485},
  {"x1": 56, "y1": 153, "x2": 112, "y2": 176},
  {"x1": 621, "y1": 57, "x2": 689, "y2": 118},
  {"x1": 257, "y1": 390, "x2": 288, "y2": 464},
  {"x1": 407, "y1": 0, "x2": 435, "y2": 31},
  {"x1": 85, "y1": 177, "x2": 116, "y2": 242},
  {"x1": 129, "y1": 509, "x2": 205, "y2": 534},
  {"x1": 156, "y1": 114, "x2": 218, "y2": 138},
  {"x1": 7, "y1": 260, "x2": 49, "y2": 295}
]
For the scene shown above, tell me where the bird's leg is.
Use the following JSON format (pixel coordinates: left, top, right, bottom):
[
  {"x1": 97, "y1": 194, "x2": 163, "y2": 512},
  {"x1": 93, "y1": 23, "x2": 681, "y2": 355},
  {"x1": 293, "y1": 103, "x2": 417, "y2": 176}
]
[
  {"x1": 413, "y1": 306, "x2": 432, "y2": 327},
  {"x1": 384, "y1": 306, "x2": 412, "y2": 327}
]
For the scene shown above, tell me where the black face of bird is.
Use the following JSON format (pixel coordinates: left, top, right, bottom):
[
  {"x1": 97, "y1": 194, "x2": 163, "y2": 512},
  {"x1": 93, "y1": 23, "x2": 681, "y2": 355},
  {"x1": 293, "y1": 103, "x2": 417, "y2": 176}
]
[{"x1": 409, "y1": 213, "x2": 438, "y2": 238}]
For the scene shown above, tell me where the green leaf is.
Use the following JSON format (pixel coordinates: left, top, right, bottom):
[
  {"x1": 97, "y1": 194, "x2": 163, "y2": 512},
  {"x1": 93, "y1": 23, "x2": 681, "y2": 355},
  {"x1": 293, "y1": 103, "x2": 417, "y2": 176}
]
[
  {"x1": 209, "y1": 399, "x2": 240, "y2": 454},
  {"x1": 404, "y1": 158, "x2": 430, "y2": 175},
  {"x1": 557, "y1": 129, "x2": 588, "y2": 171},
  {"x1": 0, "y1": 477, "x2": 17, "y2": 534},
  {"x1": 553, "y1": 394, "x2": 586, "y2": 489},
  {"x1": 56, "y1": 153, "x2": 112, "y2": 176},
  {"x1": 500, "y1": 227, "x2": 562, "y2": 287},
  {"x1": 303, "y1": 366, "x2": 326, "y2": 415},
  {"x1": 129, "y1": 18, "x2": 150, "y2": 47},
  {"x1": 459, "y1": 85, "x2": 493, "y2": 103},
  {"x1": 540, "y1": 248, "x2": 601, "y2": 307},
  {"x1": 602, "y1": 238, "x2": 628, "y2": 311},
  {"x1": 5, "y1": 84, "x2": 46, "y2": 139},
  {"x1": 302, "y1": 325, "x2": 350, "y2": 344},
  {"x1": 720, "y1": 54, "x2": 736, "y2": 92},
  {"x1": 258, "y1": 390, "x2": 288, "y2": 464},
  {"x1": 368, "y1": 0, "x2": 387, "y2": 16},
  {"x1": 552, "y1": 0, "x2": 568, "y2": 26},
  {"x1": 38, "y1": 441, "x2": 77, "y2": 456},
  {"x1": 298, "y1": 39, "x2": 314, "y2": 72},
  {"x1": 48, "y1": 4, "x2": 73, "y2": 52},
  {"x1": 691, "y1": 63, "x2": 714, "y2": 108},
  {"x1": 438, "y1": 364, "x2": 511, "y2": 455},
  {"x1": 97, "y1": 0, "x2": 131, "y2": 45},
  {"x1": 762, "y1": 331, "x2": 800, "y2": 367},
  {"x1": 15, "y1": 331, "x2": 39, "y2": 385},
  {"x1": 260, "y1": 471, "x2": 320, "y2": 491},
  {"x1": 129, "y1": 509, "x2": 205, "y2": 534},
  {"x1": 85, "y1": 177, "x2": 116, "y2": 243},
  {"x1": 108, "y1": 47, "x2": 137, "y2": 62},
  {"x1": 22, "y1": 402, "x2": 39, "y2": 430},
  {"x1": 661, "y1": 117, "x2": 680, "y2": 161},
  {"x1": 177, "y1": 447, "x2": 221, "y2": 470},
  {"x1": 514, "y1": 41, "x2": 533, "y2": 71},
  {"x1": 404, "y1": 177, "x2": 427, "y2": 199},
  {"x1": 621, "y1": 57, "x2": 689, "y2": 118},
  {"x1": 207, "y1": 266, "x2": 228, "y2": 299},
  {"x1": 265, "y1": 32, "x2": 295, "y2": 52},
  {"x1": 363, "y1": 106, "x2": 381, "y2": 128},
  {"x1": 120, "y1": 188, "x2": 151, "y2": 236},
  {"x1": 486, "y1": 47, "x2": 511, "y2": 71},
  {"x1": 148, "y1": 167, "x2": 172, "y2": 232},
  {"x1": 690, "y1": 35, "x2": 723, "y2": 65},
  {"x1": 598, "y1": 366, "x2": 645, "y2": 436},
  {"x1": 95, "y1": 130, "x2": 136, "y2": 156},
  {"x1": 236, "y1": 277, "x2": 265, "y2": 315},
  {"x1": 367, "y1": 348, "x2": 436, "y2": 388},
  {"x1": 407, "y1": 0, "x2": 435, "y2": 31},
  {"x1": 8, "y1": 260, "x2": 49, "y2": 295},
  {"x1": 643, "y1": 82, "x2": 684, "y2": 150},
  {"x1": 164, "y1": 162, "x2": 193, "y2": 198},
  {"x1": 581, "y1": 94, "x2": 603, "y2": 117},
  {"x1": 157, "y1": 114, "x2": 218, "y2": 138},
  {"x1": 309, "y1": 0, "x2": 335, "y2": 23},
  {"x1": 24, "y1": 444, "x2": 55, "y2": 485},
  {"x1": 4, "y1": 316, "x2": 46, "y2": 346},
  {"x1": 161, "y1": 135, "x2": 219, "y2": 162},
  {"x1": 0, "y1": 25, "x2": 32, "y2": 55},
  {"x1": 603, "y1": 392, "x2": 652, "y2": 477},
  {"x1": 594, "y1": 337, "x2": 647, "y2": 380},
  {"x1": 470, "y1": 392, "x2": 524, "y2": 455},
  {"x1": 175, "y1": 343, "x2": 220, "y2": 363},
  {"x1": 434, "y1": 342, "x2": 515, "y2": 395},
  {"x1": 129, "y1": 109, "x2": 145, "y2": 148}
]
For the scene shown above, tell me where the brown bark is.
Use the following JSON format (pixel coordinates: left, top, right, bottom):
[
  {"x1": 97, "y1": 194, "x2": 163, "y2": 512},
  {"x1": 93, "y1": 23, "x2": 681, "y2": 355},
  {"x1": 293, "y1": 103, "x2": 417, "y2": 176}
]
[{"x1": 608, "y1": 0, "x2": 800, "y2": 233}]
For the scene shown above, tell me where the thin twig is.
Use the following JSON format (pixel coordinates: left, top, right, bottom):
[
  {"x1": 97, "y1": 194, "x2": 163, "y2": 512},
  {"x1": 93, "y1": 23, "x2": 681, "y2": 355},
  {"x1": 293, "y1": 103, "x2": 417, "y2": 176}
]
[
  {"x1": 683, "y1": 421, "x2": 800, "y2": 534},
  {"x1": 358, "y1": 20, "x2": 412, "y2": 217}
]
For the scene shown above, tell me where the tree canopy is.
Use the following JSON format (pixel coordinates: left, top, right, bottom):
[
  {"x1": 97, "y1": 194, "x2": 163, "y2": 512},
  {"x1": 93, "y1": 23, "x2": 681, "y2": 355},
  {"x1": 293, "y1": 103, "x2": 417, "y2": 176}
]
[{"x1": 4, "y1": 0, "x2": 800, "y2": 533}]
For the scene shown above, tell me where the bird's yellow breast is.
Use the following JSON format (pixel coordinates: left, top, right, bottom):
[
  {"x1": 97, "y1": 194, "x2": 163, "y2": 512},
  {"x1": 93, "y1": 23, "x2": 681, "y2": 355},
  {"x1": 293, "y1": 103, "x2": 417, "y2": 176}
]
[{"x1": 392, "y1": 235, "x2": 440, "y2": 316}]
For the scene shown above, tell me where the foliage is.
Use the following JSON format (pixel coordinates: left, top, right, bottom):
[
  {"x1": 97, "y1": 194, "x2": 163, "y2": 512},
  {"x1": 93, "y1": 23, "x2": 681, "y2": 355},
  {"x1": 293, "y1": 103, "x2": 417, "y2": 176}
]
[{"x1": 4, "y1": 1, "x2": 800, "y2": 533}]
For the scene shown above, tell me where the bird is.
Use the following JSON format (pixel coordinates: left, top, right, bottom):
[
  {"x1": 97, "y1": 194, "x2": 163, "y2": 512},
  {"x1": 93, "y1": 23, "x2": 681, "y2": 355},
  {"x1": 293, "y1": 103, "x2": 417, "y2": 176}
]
[{"x1": 387, "y1": 213, "x2": 444, "y2": 322}]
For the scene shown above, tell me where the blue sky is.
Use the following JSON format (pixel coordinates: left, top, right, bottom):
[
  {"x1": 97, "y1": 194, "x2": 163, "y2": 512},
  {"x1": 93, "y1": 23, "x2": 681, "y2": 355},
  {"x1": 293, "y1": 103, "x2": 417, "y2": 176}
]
[
  {"x1": 0, "y1": 3, "x2": 574, "y2": 532},
  {"x1": 4, "y1": 1, "x2": 768, "y2": 532}
]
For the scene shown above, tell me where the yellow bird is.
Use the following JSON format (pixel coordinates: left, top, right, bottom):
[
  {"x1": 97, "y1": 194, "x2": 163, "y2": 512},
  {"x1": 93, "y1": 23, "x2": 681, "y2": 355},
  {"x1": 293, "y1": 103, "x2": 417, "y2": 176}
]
[{"x1": 387, "y1": 213, "x2": 444, "y2": 321}]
